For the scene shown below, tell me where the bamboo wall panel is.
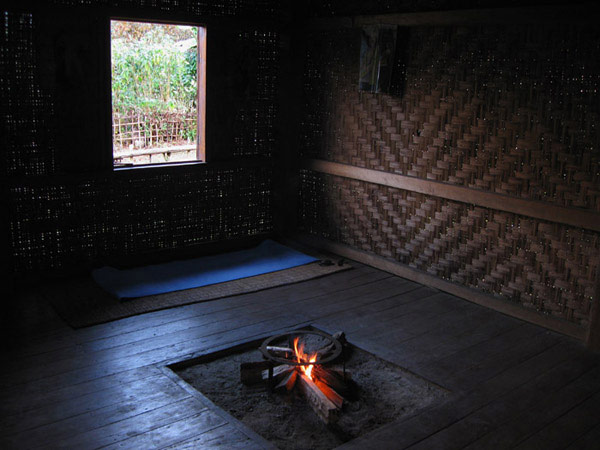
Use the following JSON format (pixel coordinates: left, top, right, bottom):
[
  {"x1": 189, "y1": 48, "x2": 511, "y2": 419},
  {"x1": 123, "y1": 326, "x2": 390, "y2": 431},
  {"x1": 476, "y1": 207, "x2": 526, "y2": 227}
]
[
  {"x1": 301, "y1": 25, "x2": 600, "y2": 212},
  {"x1": 2, "y1": 2, "x2": 281, "y2": 276},
  {"x1": 299, "y1": 171, "x2": 599, "y2": 327},
  {"x1": 299, "y1": 23, "x2": 600, "y2": 329},
  {"x1": 9, "y1": 167, "x2": 273, "y2": 274}
]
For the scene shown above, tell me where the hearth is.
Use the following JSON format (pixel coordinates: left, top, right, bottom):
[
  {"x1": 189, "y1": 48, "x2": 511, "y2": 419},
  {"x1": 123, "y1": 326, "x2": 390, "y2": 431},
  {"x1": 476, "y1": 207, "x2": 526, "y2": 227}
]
[{"x1": 172, "y1": 328, "x2": 448, "y2": 450}]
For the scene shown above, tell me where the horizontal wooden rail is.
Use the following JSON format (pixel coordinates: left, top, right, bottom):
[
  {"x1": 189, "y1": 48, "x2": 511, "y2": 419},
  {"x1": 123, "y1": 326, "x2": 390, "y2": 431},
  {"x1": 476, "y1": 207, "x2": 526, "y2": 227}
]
[
  {"x1": 303, "y1": 159, "x2": 600, "y2": 232},
  {"x1": 293, "y1": 233, "x2": 586, "y2": 341},
  {"x1": 114, "y1": 144, "x2": 196, "y2": 160}
]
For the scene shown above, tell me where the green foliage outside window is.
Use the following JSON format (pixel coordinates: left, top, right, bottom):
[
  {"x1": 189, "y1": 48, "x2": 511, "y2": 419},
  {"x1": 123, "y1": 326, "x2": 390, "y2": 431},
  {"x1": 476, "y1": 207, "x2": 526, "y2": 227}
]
[{"x1": 111, "y1": 21, "x2": 198, "y2": 116}]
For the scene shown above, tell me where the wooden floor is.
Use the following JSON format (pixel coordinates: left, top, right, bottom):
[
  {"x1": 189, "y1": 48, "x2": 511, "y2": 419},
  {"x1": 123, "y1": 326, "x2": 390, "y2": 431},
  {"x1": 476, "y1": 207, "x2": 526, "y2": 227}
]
[{"x1": 1, "y1": 261, "x2": 599, "y2": 449}]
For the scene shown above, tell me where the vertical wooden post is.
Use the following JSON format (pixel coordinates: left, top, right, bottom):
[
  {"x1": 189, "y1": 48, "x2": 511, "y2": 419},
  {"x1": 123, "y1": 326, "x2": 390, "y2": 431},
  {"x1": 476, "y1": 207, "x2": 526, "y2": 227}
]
[
  {"x1": 586, "y1": 264, "x2": 600, "y2": 351},
  {"x1": 197, "y1": 26, "x2": 207, "y2": 162}
]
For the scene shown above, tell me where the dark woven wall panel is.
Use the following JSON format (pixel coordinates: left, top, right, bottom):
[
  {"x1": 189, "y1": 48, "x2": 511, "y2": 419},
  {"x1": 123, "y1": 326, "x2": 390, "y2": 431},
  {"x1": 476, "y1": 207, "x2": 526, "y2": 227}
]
[
  {"x1": 232, "y1": 30, "x2": 279, "y2": 158},
  {"x1": 9, "y1": 166, "x2": 273, "y2": 274},
  {"x1": 299, "y1": 170, "x2": 599, "y2": 326},
  {"x1": 3, "y1": 2, "x2": 281, "y2": 277},
  {"x1": 302, "y1": 25, "x2": 600, "y2": 211},
  {"x1": 307, "y1": 0, "x2": 587, "y2": 17},
  {"x1": 1, "y1": 12, "x2": 56, "y2": 178},
  {"x1": 46, "y1": 0, "x2": 283, "y2": 19}
]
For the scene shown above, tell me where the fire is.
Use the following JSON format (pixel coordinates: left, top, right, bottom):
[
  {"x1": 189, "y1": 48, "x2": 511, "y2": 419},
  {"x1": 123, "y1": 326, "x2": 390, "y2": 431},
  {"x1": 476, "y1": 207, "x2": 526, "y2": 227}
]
[{"x1": 293, "y1": 337, "x2": 318, "y2": 380}]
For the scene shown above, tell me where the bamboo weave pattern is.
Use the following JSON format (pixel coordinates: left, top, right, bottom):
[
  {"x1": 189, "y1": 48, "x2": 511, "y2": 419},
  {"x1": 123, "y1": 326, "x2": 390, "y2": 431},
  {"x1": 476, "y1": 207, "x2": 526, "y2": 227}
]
[
  {"x1": 302, "y1": 26, "x2": 600, "y2": 211},
  {"x1": 299, "y1": 24, "x2": 600, "y2": 327},
  {"x1": 300, "y1": 171, "x2": 599, "y2": 326}
]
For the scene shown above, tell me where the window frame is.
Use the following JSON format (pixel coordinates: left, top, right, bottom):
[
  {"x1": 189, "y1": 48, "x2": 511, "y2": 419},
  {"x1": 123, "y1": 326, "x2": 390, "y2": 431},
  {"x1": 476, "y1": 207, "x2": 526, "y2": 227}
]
[{"x1": 108, "y1": 17, "x2": 207, "y2": 170}]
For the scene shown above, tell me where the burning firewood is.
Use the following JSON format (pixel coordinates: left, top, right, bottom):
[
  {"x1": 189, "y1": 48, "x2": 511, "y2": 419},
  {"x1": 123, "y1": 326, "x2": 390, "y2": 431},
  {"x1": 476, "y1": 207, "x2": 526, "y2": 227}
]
[
  {"x1": 240, "y1": 362, "x2": 294, "y2": 386},
  {"x1": 241, "y1": 330, "x2": 352, "y2": 425},
  {"x1": 312, "y1": 365, "x2": 356, "y2": 399},
  {"x1": 275, "y1": 369, "x2": 298, "y2": 392},
  {"x1": 261, "y1": 364, "x2": 294, "y2": 382},
  {"x1": 313, "y1": 378, "x2": 344, "y2": 409},
  {"x1": 265, "y1": 345, "x2": 293, "y2": 356},
  {"x1": 297, "y1": 372, "x2": 340, "y2": 425}
]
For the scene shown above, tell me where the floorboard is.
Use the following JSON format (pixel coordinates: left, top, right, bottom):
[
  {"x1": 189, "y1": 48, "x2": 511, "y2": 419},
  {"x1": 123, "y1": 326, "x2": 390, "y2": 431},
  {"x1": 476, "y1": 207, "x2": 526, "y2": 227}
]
[
  {"x1": 566, "y1": 423, "x2": 600, "y2": 450},
  {"x1": 1, "y1": 256, "x2": 597, "y2": 449},
  {"x1": 515, "y1": 391, "x2": 600, "y2": 449}
]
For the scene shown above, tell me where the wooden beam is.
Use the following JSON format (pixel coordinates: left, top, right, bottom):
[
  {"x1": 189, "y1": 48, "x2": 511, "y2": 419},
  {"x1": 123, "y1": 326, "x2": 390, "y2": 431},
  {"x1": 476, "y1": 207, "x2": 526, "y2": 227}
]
[
  {"x1": 292, "y1": 233, "x2": 586, "y2": 341},
  {"x1": 303, "y1": 159, "x2": 600, "y2": 233}
]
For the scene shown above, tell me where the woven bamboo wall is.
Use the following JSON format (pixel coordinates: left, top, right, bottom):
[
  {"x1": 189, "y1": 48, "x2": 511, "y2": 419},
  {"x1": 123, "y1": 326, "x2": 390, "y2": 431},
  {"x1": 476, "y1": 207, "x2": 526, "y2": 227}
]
[
  {"x1": 299, "y1": 24, "x2": 600, "y2": 327},
  {"x1": 2, "y1": 2, "x2": 281, "y2": 277}
]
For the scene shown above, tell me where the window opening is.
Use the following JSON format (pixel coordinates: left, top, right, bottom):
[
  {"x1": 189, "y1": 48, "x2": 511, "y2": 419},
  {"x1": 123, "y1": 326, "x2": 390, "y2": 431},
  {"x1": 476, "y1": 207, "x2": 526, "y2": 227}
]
[{"x1": 111, "y1": 20, "x2": 206, "y2": 166}]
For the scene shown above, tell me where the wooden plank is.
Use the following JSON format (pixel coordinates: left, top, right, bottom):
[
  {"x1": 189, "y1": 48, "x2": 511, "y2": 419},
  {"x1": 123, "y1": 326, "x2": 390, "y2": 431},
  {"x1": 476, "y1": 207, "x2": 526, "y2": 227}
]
[
  {"x1": 293, "y1": 233, "x2": 586, "y2": 340},
  {"x1": 114, "y1": 144, "x2": 197, "y2": 159},
  {"x1": 1, "y1": 272, "x2": 400, "y2": 388},
  {"x1": 101, "y1": 409, "x2": 226, "y2": 450},
  {"x1": 461, "y1": 366, "x2": 600, "y2": 449},
  {"x1": 389, "y1": 308, "x2": 525, "y2": 371},
  {"x1": 163, "y1": 423, "x2": 268, "y2": 450},
  {"x1": 52, "y1": 397, "x2": 215, "y2": 449},
  {"x1": 303, "y1": 159, "x2": 600, "y2": 233},
  {"x1": 0, "y1": 365, "x2": 162, "y2": 420},
  {"x1": 339, "y1": 339, "x2": 587, "y2": 450},
  {"x1": 2, "y1": 376, "x2": 192, "y2": 445},
  {"x1": 68, "y1": 265, "x2": 376, "y2": 345},
  {"x1": 314, "y1": 285, "x2": 438, "y2": 334},
  {"x1": 513, "y1": 391, "x2": 600, "y2": 449},
  {"x1": 416, "y1": 324, "x2": 557, "y2": 392},
  {"x1": 7, "y1": 265, "x2": 378, "y2": 365},
  {"x1": 350, "y1": 293, "x2": 476, "y2": 343},
  {"x1": 2, "y1": 273, "x2": 409, "y2": 399},
  {"x1": 4, "y1": 256, "x2": 600, "y2": 450},
  {"x1": 160, "y1": 365, "x2": 277, "y2": 449},
  {"x1": 567, "y1": 423, "x2": 600, "y2": 450}
]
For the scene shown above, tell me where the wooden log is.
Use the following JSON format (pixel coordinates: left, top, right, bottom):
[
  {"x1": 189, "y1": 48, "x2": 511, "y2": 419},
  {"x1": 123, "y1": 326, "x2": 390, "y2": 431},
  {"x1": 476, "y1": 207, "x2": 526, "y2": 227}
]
[
  {"x1": 261, "y1": 364, "x2": 294, "y2": 382},
  {"x1": 297, "y1": 373, "x2": 340, "y2": 424},
  {"x1": 275, "y1": 369, "x2": 298, "y2": 392},
  {"x1": 266, "y1": 346, "x2": 294, "y2": 356},
  {"x1": 313, "y1": 366, "x2": 354, "y2": 398},
  {"x1": 313, "y1": 378, "x2": 344, "y2": 409}
]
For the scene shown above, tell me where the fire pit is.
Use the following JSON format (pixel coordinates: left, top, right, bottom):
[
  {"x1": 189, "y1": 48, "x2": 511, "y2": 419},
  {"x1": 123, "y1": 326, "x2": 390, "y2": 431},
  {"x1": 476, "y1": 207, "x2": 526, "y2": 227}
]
[
  {"x1": 242, "y1": 330, "x2": 351, "y2": 424},
  {"x1": 174, "y1": 329, "x2": 448, "y2": 450}
]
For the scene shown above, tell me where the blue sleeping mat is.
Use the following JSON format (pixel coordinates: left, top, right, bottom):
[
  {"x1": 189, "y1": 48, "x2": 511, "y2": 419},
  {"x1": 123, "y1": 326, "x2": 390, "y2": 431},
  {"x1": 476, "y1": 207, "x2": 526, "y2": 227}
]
[{"x1": 92, "y1": 240, "x2": 318, "y2": 299}]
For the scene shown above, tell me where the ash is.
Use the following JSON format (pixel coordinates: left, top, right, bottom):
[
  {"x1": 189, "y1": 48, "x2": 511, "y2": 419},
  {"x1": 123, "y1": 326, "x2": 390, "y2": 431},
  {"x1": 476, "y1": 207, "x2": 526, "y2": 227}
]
[{"x1": 177, "y1": 345, "x2": 448, "y2": 450}]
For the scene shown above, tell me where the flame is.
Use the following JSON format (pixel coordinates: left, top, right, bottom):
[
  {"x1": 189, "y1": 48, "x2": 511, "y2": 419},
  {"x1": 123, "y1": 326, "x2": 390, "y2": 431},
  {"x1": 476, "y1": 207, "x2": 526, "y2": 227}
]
[{"x1": 293, "y1": 337, "x2": 318, "y2": 380}]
